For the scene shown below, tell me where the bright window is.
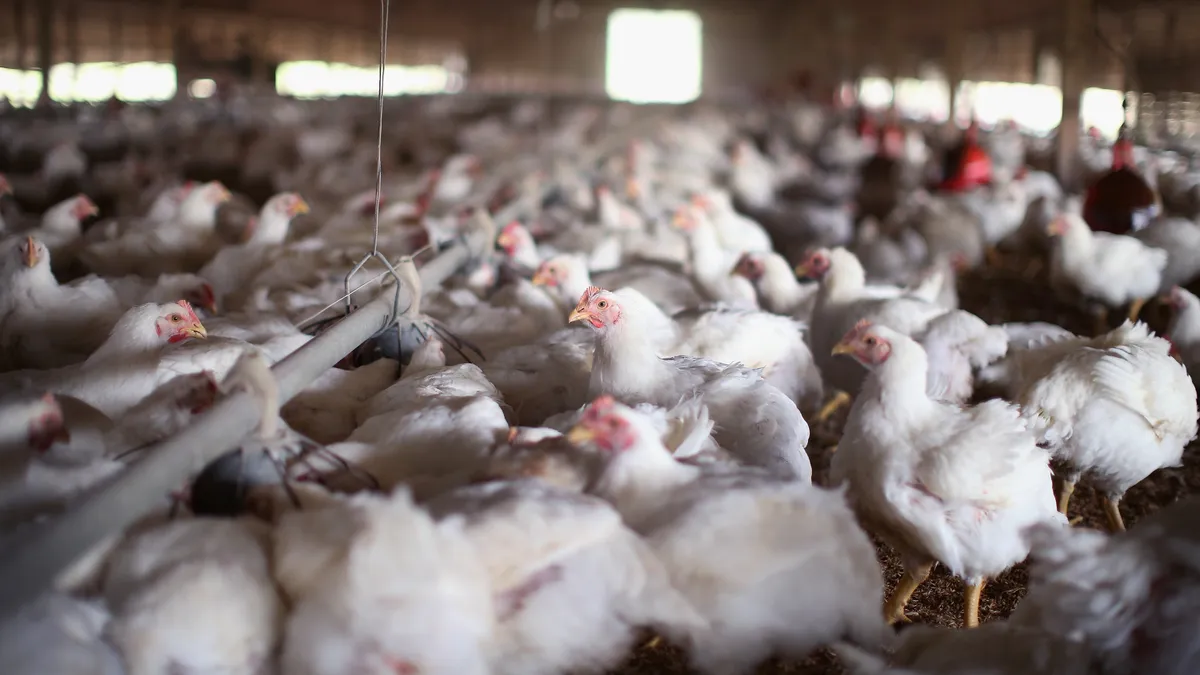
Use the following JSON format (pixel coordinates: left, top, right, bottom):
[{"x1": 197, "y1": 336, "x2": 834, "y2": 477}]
[
  {"x1": 893, "y1": 78, "x2": 950, "y2": 123},
  {"x1": 953, "y1": 81, "x2": 1063, "y2": 136},
  {"x1": 1080, "y1": 88, "x2": 1126, "y2": 140},
  {"x1": 858, "y1": 77, "x2": 894, "y2": 109},
  {"x1": 0, "y1": 68, "x2": 42, "y2": 107},
  {"x1": 275, "y1": 61, "x2": 451, "y2": 98},
  {"x1": 605, "y1": 8, "x2": 702, "y2": 104},
  {"x1": 46, "y1": 62, "x2": 175, "y2": 102}
]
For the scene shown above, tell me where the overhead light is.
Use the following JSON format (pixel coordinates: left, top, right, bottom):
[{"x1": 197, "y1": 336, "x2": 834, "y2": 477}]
[{"x1": 189, "y1": 79, "x2": 216, "y2": 99}]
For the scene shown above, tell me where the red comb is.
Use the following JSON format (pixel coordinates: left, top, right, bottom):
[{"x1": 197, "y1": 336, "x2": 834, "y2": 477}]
[
  {"x1": 579, "y1": 286, "x2": 603, "y2": 303},
  {"x1": 175, "y1": 299, "x2": 201, "y2": 324}
]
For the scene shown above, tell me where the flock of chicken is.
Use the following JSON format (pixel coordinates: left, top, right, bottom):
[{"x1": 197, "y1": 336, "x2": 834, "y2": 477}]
[{"x1": 1, "y1": 94, "x2": 1200, "y2": 675}]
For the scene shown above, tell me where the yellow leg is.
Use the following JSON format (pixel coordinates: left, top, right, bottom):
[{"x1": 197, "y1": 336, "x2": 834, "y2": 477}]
[
  {"x1": 1127, "y1": 297, "x2": 1147, "y2": 322},
  {"x1": 1057, "y1": 479, "x2": 1076, "y2": 517},
  {"x1": 641, "y1": 635, "x2": 662, "y2": 650},
  {"x1": 884, "y1": 562, "x2": 932, "y2": 625},
  {"x1": 963, "y1": 579, "x2": 986, "y2": 628},
  {"x1": 985, "y1": 246, "x2": 1003, "y2": 269},
  {"x1": 1094, "y1": 307, "x2": 1109, "y2": 336},
  {"x1": 1103, "y1": 497, "x2": 1126, "y2": 533},
  {"x1": 815, "y1": 391, "x2": 852, "y2": 424}
]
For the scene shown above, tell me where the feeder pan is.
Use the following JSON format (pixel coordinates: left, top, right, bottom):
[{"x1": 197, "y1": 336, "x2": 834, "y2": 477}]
[{"x1": 936, "y1": 121, "x2": 993, "y2": 193}]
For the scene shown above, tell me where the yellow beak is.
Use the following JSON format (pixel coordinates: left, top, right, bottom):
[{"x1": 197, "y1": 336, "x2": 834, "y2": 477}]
[
  {"x1": 496, "y1": 232, "x2": 514, "y2": 250},
  {"x1": 566, "y1": 424, "x2": 595, "y2": 446},
  {"x1": 794, "y1": 263, "x2": 809, "y2": 278},
  {"x1": 831, "y1": 341, "x2": 856, "y2": 356},
  {"x1": 290, "y1": 198, "x2": 310, "y2": 216},
  {"x1": 568, "y1": 308, "x2": 590, "y2": 324},
  {"x1": 531, "y1": 268, "x2": 554, "y2": 286},
  {"x1": 671, "y1": 211, "x2": 689, "y2": 229},
  {"x1": 23, "y1": 236, "x2": 38, "y2": 267},
  {"x1": 185, "y1": 323, "x2": 208, "y2": 339}
]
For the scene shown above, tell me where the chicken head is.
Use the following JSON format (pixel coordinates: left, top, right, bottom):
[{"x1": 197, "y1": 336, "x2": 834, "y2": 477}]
[
  {"x1": 531, "y1": 259, "x2": 563, "y2": 287},
  {"x1": 794, "y1": 249, "x2": 831, "y2": 279},
  {"x1": 732, "y1": 252, "x2": 766, "y2": 281},
  {"x1": 670, "y1": 204, "x2": 699, "y2": 232},
  {"x1": 154, "y1": 300, "x2": 208, "y2": 343},
  {"x1": 832, "y1": 320, "x2": 893, "y2": 366},
  {"x1": 70, "y1": 194, "x2": 99, "y2": 221},
  {"x1": 17, "y1": 235, "x2": 45, "y2": 268},
  {"x1": 28, "y1": 392, "x2": 70, "y2": 451},
  {"x1": 496, "y1": 221, "x2": 530, "y2": 257},
  {"x1": 568, "y1": 286, "x2": 621, "y2": 330},
  {"x1": 566, "y1": 395, "x2": 636, "y2": 452}
]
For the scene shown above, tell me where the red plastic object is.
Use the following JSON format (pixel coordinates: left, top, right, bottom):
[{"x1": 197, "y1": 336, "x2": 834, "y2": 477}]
[{"x1": 937, "y1": 121, "x2": 993, "y2": 193}]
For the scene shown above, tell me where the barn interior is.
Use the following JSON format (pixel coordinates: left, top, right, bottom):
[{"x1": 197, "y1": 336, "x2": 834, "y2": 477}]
[{"x1": 1, "y1": 0, "x2": 1199, "y2": 673}]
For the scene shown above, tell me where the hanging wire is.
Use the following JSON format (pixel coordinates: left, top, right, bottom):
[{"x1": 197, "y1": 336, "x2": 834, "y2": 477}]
[{"x1": 343, "y1": 0, "x2": 406, "y2": 322}]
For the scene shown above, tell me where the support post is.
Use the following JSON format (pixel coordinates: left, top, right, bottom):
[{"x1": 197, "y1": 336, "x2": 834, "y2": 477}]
[
  {"x1": 1057, "y1": 0, "x2": 1089, "y2": 190},
  {"x1": 36, "y1": 0, "x2": 53, "y2": 104},
  {"x1": 944, "y1": 4, "x2": 966, "y2": 125}
]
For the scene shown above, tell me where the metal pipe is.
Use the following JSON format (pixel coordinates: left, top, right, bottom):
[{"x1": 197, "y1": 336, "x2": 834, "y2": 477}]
[{"x1": 0, "y1": 228, "x2": 491, "y2": 620}]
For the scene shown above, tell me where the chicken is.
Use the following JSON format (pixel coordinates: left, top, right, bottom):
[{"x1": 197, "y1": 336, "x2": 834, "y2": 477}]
[
  {"x1": 570, "y1": 286, "x2": 811, "y2": 480},
  {"x1": 531, "y1": 252, "x2": 703, "y2": 316},
  {"x1": 199, "y1": 191, "x2": 310, "y2": 306},
  {"x1": 79, "y1": 181, "x2": 234, "y2": 277},
  {"x1": 0, "y1": 235, "x2": 125, "y2": 370},
  {"x1": 0, "y1": 300, "x2": 209, "y2": 419},
  {"x1": 567, "y1": 397, "x2": 888, "y2": 674},
  {"x1": 425, "y1": 478, "x2": 704, "y2": 675},
  {"x1": 1011, "y1": 497, "x2": 1200, "y2": 675},
  {"x1": 275, "y1": 487, "x2": 494, "y2": 675},
  {"x1": 1133, "y1": 215, "x2": 1200, "y2": 291},
  {"x1": 731, "y1": 250, "x2": 818, "y2": 319},
  {"x1": 831, "y1": 321, "x2": 1063, "y2": 627},
  {"x1": 1046, "y1": 212, "x2": 1168, "y2": 328},
  {"x1": 1009, "y1": 321, "x2": 1198, "y2": 531},
  {"x1": 1163, "y1": 285, "x2": 1200, "y2": 380},
  {"x1": 97, "y1": 516, "x2": 284, "y2": 675},
  {"x1": 797, "y1": 247, "x2": 950, "y2": 419}
]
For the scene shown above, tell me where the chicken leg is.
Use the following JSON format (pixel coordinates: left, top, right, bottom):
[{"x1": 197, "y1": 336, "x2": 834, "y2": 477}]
[
  {"x1": 815, "y1": 391, "x2": 852, "y2": 424},
  {"x1": 1093, "y1": 307, "x2": 1109, "y2": 336},
  {"x1": 1127, "y1": 297, "x2": 1147, "y2": 322},
  {"x1": 1057, "y1": 479, "x2": 1075, "y2": 517},
  {"x1": 1103, "y1": 497, "x2": 1126, "y2": 533},
  {"x1": 963, "y1": 578, "x2": 986, "y2": 628},
  {"x1": 884, "y1": 562, "x2": 932, "y2": 625}
]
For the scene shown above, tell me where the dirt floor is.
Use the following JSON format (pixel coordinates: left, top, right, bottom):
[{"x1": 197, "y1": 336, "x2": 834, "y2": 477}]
[{"x1": 608, "y1": 255, "x2": 1200, "y2": 674}]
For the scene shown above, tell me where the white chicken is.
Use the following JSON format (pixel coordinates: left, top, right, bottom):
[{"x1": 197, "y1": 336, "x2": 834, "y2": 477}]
[
  {"x1": 199, "y1": 191, "x2": 310, "y2": 306},
  {"x1": 1046, "y1": 212, "x2": 1167, "y2": 326},
  {"x1": 567, "y1": 396, "x2": 888, "y2": 674},
  {"x1": 425, "y1": 478, "x2": 704, "y2": 675},
  {"x1": 1008, "y1": 321, "x2": 1198, "y2": 531},
  {"x1": 569, "y1": 286, "x2": 811, "y2": 480},
  {"x1": 96, "y1": 515, "x2": 284, "y2": 675},
  {"x1": 0, "y1": 300, "x2": 210, "y2": 419},
  {"x1": 275, "y1": 487, "x2": 494, "y2": 675},
  {"x1": 0, "y1": 235, "x2": 124, "y2": 370},
  {"x1": 831, "y1": 321, "x2": 1063, "y2": 627}
]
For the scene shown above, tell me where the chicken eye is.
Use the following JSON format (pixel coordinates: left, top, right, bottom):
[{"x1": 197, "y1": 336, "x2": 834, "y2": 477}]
[
  {"x1": 596, "y1": 300, "x2": 608, "y2": 309},
  {"x1": 865, "y1": 336, "x2": 877, "y2": 347},
  {"x1": 170, "y1": 314, "x2": 183, "y2": 322}
]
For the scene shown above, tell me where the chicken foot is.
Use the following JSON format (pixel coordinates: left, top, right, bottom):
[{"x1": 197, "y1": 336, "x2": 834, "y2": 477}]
[
  {"x1": 1127, "y1": 297, "x2": 1147, "y2": 322},
  {"x1": 1103, "y1": 496, "x2": 1126, "y2": 533},
  {"x1": 814, "y1": 391, "x2": 852, "y2": 424},
  {"x1": 1057, "y1": 479, "x2": 1075, "y2": 517},
  {"x1": 884, "y1": 561, "x2": 932, "y2": 624},
  {"x1": 963, "y1": 578, "x2": 986, "y2": 628},
  {"x1": 984, "y1": 246, "x2": 1003, "y2": 270}
]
